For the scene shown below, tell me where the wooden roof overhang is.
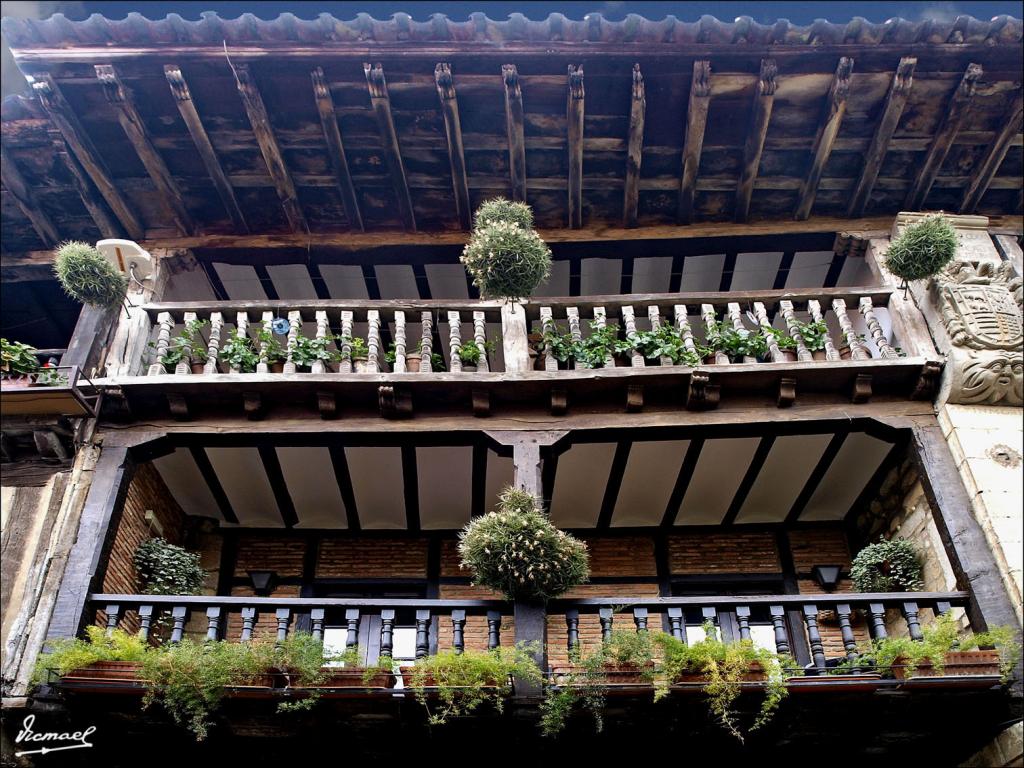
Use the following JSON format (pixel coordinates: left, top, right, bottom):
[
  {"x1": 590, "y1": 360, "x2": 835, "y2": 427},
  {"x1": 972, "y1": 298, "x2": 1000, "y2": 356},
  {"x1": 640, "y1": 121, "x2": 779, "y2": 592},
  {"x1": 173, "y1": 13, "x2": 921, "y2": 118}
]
[{"x1": 1, "y1": 11, "x2": 1022, "y2": 257}]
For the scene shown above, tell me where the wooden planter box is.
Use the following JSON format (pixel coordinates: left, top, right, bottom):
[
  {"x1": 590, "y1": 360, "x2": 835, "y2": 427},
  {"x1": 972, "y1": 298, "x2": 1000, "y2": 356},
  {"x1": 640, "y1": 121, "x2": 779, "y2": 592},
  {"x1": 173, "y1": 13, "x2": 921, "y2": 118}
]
[
  {"x1": 398, "y1": 666, "x2": 503, "y2": 688},
  {"x1": 0, "y1": 373, "x2": 39, "y2": 388},
  {"x1": 552, "y1": 662, "x2": 655, "y2": 686},
  {"x1": 282, "y1": 667, "x2": 396, "y2": 689},
  {"x1": 893, "y1": 650, "x2": 1001, "y2": 679},
  {"x1": 672, "y1": 661, "x2": 766, "y2": 685},
  {"x1": 62, "y1": 661, "x2": 144, "y2": 682}
]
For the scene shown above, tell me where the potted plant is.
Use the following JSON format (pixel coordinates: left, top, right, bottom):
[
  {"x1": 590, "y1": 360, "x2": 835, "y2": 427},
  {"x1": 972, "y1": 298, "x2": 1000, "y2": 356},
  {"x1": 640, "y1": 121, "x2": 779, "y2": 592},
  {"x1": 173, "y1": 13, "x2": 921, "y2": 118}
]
[
  {"x1": 851, "y1": 537, "x2": 924, "y2": 593},
  {"x1": 536, "y1": 326, "x2": 575, "y2": 369},
  {"x1": 33, "y1": 626, "x2": 150, "y2": 686},
  {"x1": 53, "y1": 240, "x2": 127, "y2": 309},
  {"x1": 885, "y1": 214, "x2": 958, "y2": 293},
  {"x1": 1, "y1": 338, "x2": 41, "y2": 386},
  {"x1": 571, "y1": 321, "x2": 631, "y2": 369},
  {"x1": 762, "y1": 327, "x2": 799, "y2": 362},
  {"x1": 291, "y1": 645, "x2": 396, "y2": 691},
  {"x1": 705, "y1": 322, "x2": 768, "y2": 364},
  {"x1": 455, "y1": 339, "x2": 494, "y2": 372},
  {"x1": 793, "y1": 320, "x2": 830, "y2": 361},
  {"x1": 338, "y1": 336, "x2": 370, "y2": 373},
  {"x1": 292, "y1": 335, "x2": 342, "y2": 372},
  {"x1": 255, "y1": 329, "x2": 287, "y2": 373},
  {"x1": 461, "y1": 199, "x2": 552, "y2": 301},
  {"x1": 219, "y1": 331, "x2": 259, "y2": 373},
  {"x1": 631, "y1": 325, "x2": 705, "y2": 367}
]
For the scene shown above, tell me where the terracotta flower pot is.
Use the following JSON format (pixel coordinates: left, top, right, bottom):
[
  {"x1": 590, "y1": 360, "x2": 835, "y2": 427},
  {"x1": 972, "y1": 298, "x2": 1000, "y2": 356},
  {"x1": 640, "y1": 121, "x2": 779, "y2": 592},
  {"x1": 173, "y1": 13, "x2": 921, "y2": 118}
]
[
  {"x1": 352, "y1": 357, "x2": 370, "y2": 374},
  {"x1": 282, "y1": 667, "x2": 396, "y2": 690},
  {"x1": 779, "y1": 350, "x2": 798, "y2": 362},
  {"x1": 461, "y1": 364, "x2": 478, "y2": 373},
  {"x1": 811, "y1": 349, "x2": 828, "y2": 361},
  {"x1": 838, "y1": 345, "x2": 853, "y2": 360},
  {"x1": 191, "y1": 362, "x2": 206, "y2": 375},
  {"x1": 63, "y1": 661, "x2": 144, "y2": 681},
  {"x1": 404, "y1": 353, "x2": 422, "y2": 372},
  {"x1": 269, "y1": 361, "x2": 285, "y2": 374},
  {"x1": 892, "y1": 650, "x2": 1001, "y2": 679}
]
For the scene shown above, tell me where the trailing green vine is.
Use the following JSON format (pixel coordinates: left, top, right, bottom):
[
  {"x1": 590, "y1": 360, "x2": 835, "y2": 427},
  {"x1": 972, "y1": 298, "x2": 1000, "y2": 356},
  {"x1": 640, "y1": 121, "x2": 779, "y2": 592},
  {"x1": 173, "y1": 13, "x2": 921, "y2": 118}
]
[{"x1": 850, "y1": 537, "x2": 924, "y2": 592}]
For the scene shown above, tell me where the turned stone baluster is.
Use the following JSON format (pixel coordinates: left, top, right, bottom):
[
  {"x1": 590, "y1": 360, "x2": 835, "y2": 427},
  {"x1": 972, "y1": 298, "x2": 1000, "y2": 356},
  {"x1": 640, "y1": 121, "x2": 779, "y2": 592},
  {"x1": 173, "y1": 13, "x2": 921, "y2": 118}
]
[
  {"x1": 275, "y1": 608, "x2": 291, "y2": 644},
  {"x1": 344, "y1": 609, "x2": 360, "y2": 649},
  {"x1": 451, "y1": 610, "x2": 467, "y2": 654},
  {"x1": 415, "y1": 610, "x2": 431, "y2": 658},
  {"x1": 339, "y1": 311, "x2": 354, "y2": 373},
  {"x1": 859, "y1": 297, "x2": 898, "y2": 358},
  {"x1": 648, "y1": 306, "x2": 673, "y2": 366},
  {"x1": 206, "y1": 607, "x2": 222, "y2": 641},
  {"x1": 367, "y1": 310, "x2": 382, "y2": 373},
  {"x1": 148, "y1": 312, "x2": 173, "y2": 375},
  {"x1": 257, "y1": 311, "x2": 273, "y2": 373},
  {"x1": 311, "y1": 311, "x2": 330, "y2": 374},
  {"x1": 567, "y1": 307, "x2": 586, "y2": 368},
  {"x1": 170, "y1": 606, "x2": 188, "y2": 644},
  {"x1": 539, "y1": 307, "x2": 558, "y2": 371},
  {"x1": 779, "y1": 300, "x2": 813, "y2": 361},
  {"x1": 566, "y1": 610, "x2": 581, "y2": 650},
  {"x1": 832, "y1": 299, "x2": 871, "y2": 360},
  {"x1": 808, "y1": 300, "x2": 840, "y2": 360},
  {"x1": 393, "y1": 311, "x2": 408, "y2": 373},
  {"x1": 599, "y1": 607, "x2": 614, "y2": 642},
  {"x1": 311, "y1": 608, "x2": 325, "y2": 642},
  {"x1": 667, "y1": 607, "x2": 686, "y2": 643},
  {"x1": 701, "y1": 304, "x2": 729, "y2": 364},
  {"x1": 735, "y1": 605, "x2": 752, "y2": 641},
  {"x1": 105, "y1": 604, "x2": 122, "y2": 636},
  {"x1": 230, "y1": 313, "x2": 249, "y2": 374},
  {"x1": 473, "y1": 311, "x2": 490, "y2": 372},
  {"x1": 868, "y1": 603, "x2": 888, "y2": 640},
  {"x1": 753, "y1": 302, "x2": 783, "y2": 362},
  {"x1": 803, "y1": 605, "x2": 827, "y2": 671},
  {"x1": 727, "y1": 302, "x2": 756, "y2": 363},
  {"x1": 240, "y1": 607, "x2": 256, "y2": 642},
  {"x1": 283, "y1": 311, "x2": 301, "y2": 374},
  {"x1": 419, "y1": 312, "x2": 433, "y2": 373},
  {"x1": 701, "y1": 607, "x2": 718, "y2": 640},
  {"x1": 902, "y1": 601, "x2": 923, "y2": 641},
  {"x1": 380, "y1": 610, "x2": 396, "y2": 657},
  {"x1": 175, "y1": 311, "x2": 197, "y2": 375},
  {"x1": 674, "y1": 305, "x2": 699, "y2": 357},
  {"x1": 621, "y1": 306, "x2": 645, "y2": 367},
  {"x1": 836, "y1": 603, "x2": 858, "y2": 660},
  {"x1": 204, "y1": 312, "x2": 223, "y2": 374},
  {"x1": 138, "y1": 605, "x2": 155, "y2": 642},
  {"x1": 769, "y1": 605, "x2": 791, "y2": 655},
  {"x1": 487, "y1": 611, "x2": 502, "y2": 650},
  {"x1": 447, "y1": 310, "x2": 463, "y2": 373},
  {"x1": 593, "y1": 307, "x2": 615, "y2": 367},
  {"x1": 633, "y1": 607, "x2": 649, "y2": 632}
]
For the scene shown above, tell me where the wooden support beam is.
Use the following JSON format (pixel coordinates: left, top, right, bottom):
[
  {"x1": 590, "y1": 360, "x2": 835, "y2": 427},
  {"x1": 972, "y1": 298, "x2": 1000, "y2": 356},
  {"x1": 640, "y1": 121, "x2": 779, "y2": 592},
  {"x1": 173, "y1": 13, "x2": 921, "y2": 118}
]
[
  {"x1": 904, "y1": 63, "x2": 982, "y2": 211},
  {"x1": 623, "y1": 64, "x2": 645, "y2": 228},
  {"x1": 48, "y1": 134, "x2": 119, "y2": 239},
  {"x1": 28, "y1": 73, "x2": 143, "y2": 240},
  {"x1": 597, "y1": 441, "x2": 631, "y2": 529},
  {"x1": 502, "y1": 64, "x2": 527, "y2": 203},
  {"x1": 401, "y1": 445, "x2": 420, "y2": 532},
  {"x1": 1, "y1": 143, "x2": 60, "y2": 247},
  {"x1": 434, "y1": 63, "x2": 471, "y2": 231},
  {"x1": 785, "y1": 431, "x2": 848, "y2": 523},
  {"x1": 661, "y1": 438, "x2": 704, "y2": 527},
  {"x1": 311, "y1": 66, "x2": 363, "y2": 232},
  {"x1": 735, "y1": 59, "x2": 777, "y2": 223},
  {"x1": 795, "y1": 57, "x2": 853, "y2": 220},
  {"x1": 232, "y1": 63, "x2": 308, "y2": 234},
  {"x1": 960, "y1": 92, "x2": 1024, "y2": 213},
  {"x1": 165, "y1": 65, "x2": 249, "y2": 234},
  {"x1": 96, "y1": 64, "x2": 194, "y2": 236},
  {"x1": 722, "y1": 436, "x2": 775, "y2": 525},
  {"x1": 328, "y1": 445, "x2": 361, "y2": 531},
  {"x1": 847, "y1": 57, "x2": 916, "y2": 218},
  {"x1": 678, "y1": 61, "x2": 711, "y2": 224},
  {"x1": 258, "y1": 445, "x2": 298, "y2": 528},
  {"x1": 567, "y1": 64, "x2": 585, "y2": 230},
  {"x1": 364, "y1": 63, "x2": 416, "y2": 232},
  {"x1": 190, "y1": 447, "x2": 239, "y2": 524}
]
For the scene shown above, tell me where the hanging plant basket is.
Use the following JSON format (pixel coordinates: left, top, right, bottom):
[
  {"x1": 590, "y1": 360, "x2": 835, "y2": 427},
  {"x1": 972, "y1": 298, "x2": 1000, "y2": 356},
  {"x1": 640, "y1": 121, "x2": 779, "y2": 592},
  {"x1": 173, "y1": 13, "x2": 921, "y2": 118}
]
[
  {"x1": 53, "y1": 241, "x2": 127, "y2": 309},
  {"x1": 850, "y1": 538, "x2": 924, "y2": 593},
  {"x1": 885, "y1": 215, "x2": 958, "y2": 285}
]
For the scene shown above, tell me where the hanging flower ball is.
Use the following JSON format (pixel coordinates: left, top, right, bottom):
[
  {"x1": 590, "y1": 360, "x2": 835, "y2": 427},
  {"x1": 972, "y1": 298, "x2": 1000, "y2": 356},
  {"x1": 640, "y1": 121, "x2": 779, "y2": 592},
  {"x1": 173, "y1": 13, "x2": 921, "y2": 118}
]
[
  {"x1": 884, "y1": 215, "x2": 958, "y2": 283},
  {"x1": 53, "y1": 241, "x2": 127, "y2": 308}
]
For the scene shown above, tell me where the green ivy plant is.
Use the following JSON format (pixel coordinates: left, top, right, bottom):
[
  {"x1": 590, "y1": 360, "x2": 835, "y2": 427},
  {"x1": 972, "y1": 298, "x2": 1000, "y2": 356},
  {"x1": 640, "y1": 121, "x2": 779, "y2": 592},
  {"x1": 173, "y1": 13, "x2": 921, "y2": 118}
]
[
  {"x1": 850, "y1": 537, "x2": 924, "y2": 592},
  {"x1": 133, "y1": 538, "x2": 205, "y2": 596},
  {"x1": 456, "y1": 339, "x2": 495, "y2": 366},
  {"x1": 151, "y1": 319, "x2": 210, "y2": 369},
  {"x1": 885, "y1": 215, "x2": 958, "y2": 284},
  {"x1": 254, "y1": 329, "x2": 287, "y2": 365},
  {"x1": 706, "y1": 321, "x2": 768, "y2": 361},
  {"x1": 338, "y1": 336, "x2": 369, "y2": 361},
  {"x1": 631, "y1": 325, "x2": 706, "y2": 366},
  {"x1": 793, "y1": 320, "x2": 829, "y2": 353},
  {"x1": 219, "y1": 332, "x2": 259, "y2": 372},
  {"x1": 292, "y1": 335, "x2": 342, "y2": 369},
  {"x1": 53, "y1": 241, "x2": 127, "y2": 308},
  {"x1": 1, "y1": 338, "x2": 40, "y2": 375}
]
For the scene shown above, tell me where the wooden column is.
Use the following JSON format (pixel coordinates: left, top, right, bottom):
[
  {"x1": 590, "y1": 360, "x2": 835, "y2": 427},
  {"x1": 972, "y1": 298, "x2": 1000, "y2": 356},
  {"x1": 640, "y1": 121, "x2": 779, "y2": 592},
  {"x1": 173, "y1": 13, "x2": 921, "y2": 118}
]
[
  {"x1": 795, "y1": 57, "x2": 853, "y2": 220},
  {"x1": 959, "y1": 92, "x2": 1023, "y2": 214},
  {"x1": 435, "y1": 63, "x2": 471, "y2": 230},
  {"x1": 502, "y1": 64, "x2": 527, "y2": 203},
  {"x1": 678, "y1": 61, "x2": 711, "y2": 224},
  {"x1": 566, "y1": 65, "x2": 585, "y2": 229},
  {"x1": 364, "y1": 63, "x2": 416, "y2": 232},
  {"x1": 735, "y1": 59, "x2": 777, "y2": 223},
  {"x1": 623, "y1": 64, "x2": 646, "y2": 228},
  {"x1": 0, "y1": 143, "x2": 60, "y2": 247},
  {"x1": 311, "y1": 66, "x2": 363, "y2": 232}
]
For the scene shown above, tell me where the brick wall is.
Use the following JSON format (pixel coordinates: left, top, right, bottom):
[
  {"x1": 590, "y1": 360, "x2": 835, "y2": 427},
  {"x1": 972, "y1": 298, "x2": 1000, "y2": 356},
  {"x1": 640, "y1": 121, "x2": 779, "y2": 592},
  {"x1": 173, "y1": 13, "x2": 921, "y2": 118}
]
[
  {"x1": 317, "y1": 538, "x2": 427, "y2": 578},
  {"x1": 669, "y1": 532, "x2": 781, "y2": 573},
  {"x1": 232, "y1": 537, "x2": 305, "y2": 578}
]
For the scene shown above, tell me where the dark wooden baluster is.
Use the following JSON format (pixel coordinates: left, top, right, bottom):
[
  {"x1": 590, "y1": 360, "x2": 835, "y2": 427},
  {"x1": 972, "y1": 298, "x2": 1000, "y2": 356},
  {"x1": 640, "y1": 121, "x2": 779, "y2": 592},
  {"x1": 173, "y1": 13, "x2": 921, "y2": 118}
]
[
  {"x1": 902, "y1": 601, "x2": 923, "y2": 641},
  {"x1": 415, "y1": 610, "x2": 431, "y2": 658},
  {"x1": 599, "y1": 608, "x2": 614, "y2": 643},
  {"x1": 566, "y1": 609, "x2": 581, "y2": 651},
  {"x1": 803, "y1": 604, "x2": 827, "y2": 671},
  {"x1": 380, "y1": 609, "x2": 395, "y2": 657},
  {"x1": 735, "y1": 606, "x2": 752, "y2": 642},
  {"x1": 701, "y1": 607, "x2": 718, "y2": 640},
  {"x1": 240, "y1": 607, "x2": 256, "y2": 642},
  {"x1": 206, "y1": 607, "x2": 222, "y2": 642},
  {"x1": 835, "y1": 603, "x2": 858, "y2": 660},
  {"x1": 275, "y1": 608, "x2": 290, "y2": 644},
  {"x1": 667, "y1": 607, "x2": 686, "y2": 643},
  {"x1": 138, "y1": 605, "x2": 155, "y2": 642},
  {"x1": 451, "y1": 610, "x2": 467, "y2": 655},
  {"x1": 345, "y1": 609, "x2": 360, "y2": 649},
  {"x1": 868, "y1": 602, "x2": 888, "y2": 640},
  {"x1": 310, "y1": 608, "x2": 325, "y2": 642},
  {"x1": 633, "y1": 607, "x2": 649, "y2": 632},
  {"x1": 170, "y1": 606, "x2": 188, "y2": 644},
  {"x1": 104, "y1": 604, "x2": 122, "y2": 637},
  {"x1": 487, "y1": 611, "x2": 502, "y2": 650},
  {"x1": 769, "y1": 605, "x2": 791, "y2": 655}
]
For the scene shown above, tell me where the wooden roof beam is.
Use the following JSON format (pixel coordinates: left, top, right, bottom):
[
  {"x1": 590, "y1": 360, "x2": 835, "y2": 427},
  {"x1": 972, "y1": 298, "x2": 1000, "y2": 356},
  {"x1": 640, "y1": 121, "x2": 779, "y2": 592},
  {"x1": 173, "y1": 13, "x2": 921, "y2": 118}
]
[
  {"x1": 623, "y1": 64, "x2": 645, "y2": 228},
  {"x1": 434, "y1": 63, "x2": 471, "y2": 230},
  {"x1": 1, "y1": 142, "x2": 61, "y2": 247},
  {"x1": 735, "y1": 58, "x2": 777, "y2": 223},
  {"x1": 311, "y1": 66, "x2": 363, "y2": 232},
  {"x1": 364, "y1": 63, "x2": 416, "y2": 233},
  {"x1": 567, "y1": 64, "x2": 585, "y2": 229},
  {"x1": 49, "y1": 134, "x2": 119, "y2": 239},
  {"x1": 27, "y1": 73, "x2": 143, "y2": 240},
  {"x1": 232, "y1": 63, "x2": 308, "y2": 234},
  {"x1": 165, "y1": 65, "x2": 249, "y2": 235},
  {"x1": 95, "y1": 64, "x2": 194, "y2": 237},
  {"x1": 960, "y1": 92, "x2": 1024, "y2": 213},
  {"x1": 847, "y1": 57, "x2": 916, "y2": 218},
  {"x1": 795, "y1": 58, "x2": 853, "y2": 221},
  {"x1": 502, "y1": 64, "x2": 527, "y2": 203},
  {"x1": 678, "y1": 60, "x2": 711, "y2": 225}
]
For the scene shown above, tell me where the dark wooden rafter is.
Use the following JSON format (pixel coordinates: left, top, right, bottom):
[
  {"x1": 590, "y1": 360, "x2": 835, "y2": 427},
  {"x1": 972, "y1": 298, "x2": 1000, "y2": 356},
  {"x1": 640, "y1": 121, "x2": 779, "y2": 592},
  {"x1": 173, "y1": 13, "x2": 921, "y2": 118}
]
[
  {"x1": 847, "y1": 57, "x2": 917, "y2": 217},
  {"x1": 785, "y1": 431, "x2": 848, "y2": 524},
  {"x1": 232, "y1": 63, "x2": 309, "y2": 234},
  {"x1": 597, "y1": 441, "x2": 631, "y2": 529},
  {"x1": 165, "y1": 65, "x2": 249, "y2": 234},
  {"x1": 95, "y1": 64, "x2": 194, "y2": 236},
  {"x1": 678, "y1": 60, "x2": 711, "y2": 224},
  {"x1": 721, "y1": 436, "x2": 776, "y2": 525},
  {"x1": 471, "y1": 443, "x2": 487, "y2": 517},
  {"x1": 795, "y1": 57, "x2": 853, "y2": 220},
  {"x1": 257, "y1": 445, "x2": 298, "y2": 528},
  {"x1": 434, "y1": 63, "x2": 471, "y2": 231},
  {"x1": 502, "y1": 64, "x2": 527, "y2": 203},
  {"x1": 567, "y1": 64, "x2": 585, "y2": 230},
  {"x1": 364, "y1": 63, "x2": 416, "y2": 232},
  {"x1": 735, "y1": 59, "x2": 777, "y2": 223},
  {"x1": 49, "y1": 133, "x2": 120, "y2": 239},
  {"x1": 328, "y1": 445, "x2": 361, "y2": 531},
  {"x1": 311, "y1": 66, "x2": 363, "y2": 232},
  {"x1": 904, "y1": 63, "x2": 983, "y2": 210},
  {"x1": 189, "y1": 446, "x2": 239, "y2": 524},
  {"x1": 960, "y1": 91, "x2": 1024, "y2": 214},
  {"x1": 661, "y1": 438, "x2": 704, "y2": 527},
  {"x1": 1, "y1": 142, "x2": 60, "y2": 247},
  {"x1": 27, "y1": 72, "x2": 143, "y2": 240},
  {"x1": 623, "y1": 64, "x2": 645, "y2": 228},
  {"x1": 401, "y1": 444, "x2": 420, "y2": 532}
]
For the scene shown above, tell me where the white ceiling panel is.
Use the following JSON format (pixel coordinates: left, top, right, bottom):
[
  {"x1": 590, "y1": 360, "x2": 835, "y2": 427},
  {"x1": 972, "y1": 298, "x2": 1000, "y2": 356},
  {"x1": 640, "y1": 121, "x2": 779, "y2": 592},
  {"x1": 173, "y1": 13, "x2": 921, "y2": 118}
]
[
  {"x1": 675, "y1": 437, "x2": 760, "y2": 525},
  {"x1": 418, "y1": 446, "x2": 473, "y2": 529},
  {"x1": 205, "y1": 447, "x2": 281, "y2": 527},
  {"x1": 267, "y1": 264, "x2": 317, "y2": 300},
  {"x1": 532, "y1": 259, "x2": 570, "y2": 297},
  {"x1": 425, "y1": 264, "x2": 470, "y2": 299},
  {"x1": 345, "y1": 447, "x2": 406, "y2": 528},
  {"x1": 549, "y1": 442, "x2": 616, "y2": 527},
  {"x1": 485, "y1": 451, "x2": 514, "y2": 515},
  {"x1": 612, "y1": 440, "x2": 690, "y2": 527},
  {"x1": 153, "y1": 449, "x2": 221, "y2": 520},
  {"x1": 318, "y1": 264, "x2": 369, "y2": 299},
  {"x1": 680, "y1": 253, "x2": 725, "y2": 292},
  {"x1": 581, "y1": 258, "x2": 622, "y2": 296},
  {"x1": 731, "y1": 252, "x2": 783, "y2": 291},
  {"x1": 162, "y1": 269, "x2": 217, "y2": 302},
  {"x1": 801, "y1": 433, "x2": 893, "y2": 521},
  {"x1": 276, "y1": 447, "x2": 346, "y2": 529},
  {"x1": 375, "y1": 265, "x2": 419, "y2": 299},
  {"x1": 837, "y1": 256, "x2": 870, "y2": 286},
  {"x1": 734, "y1": 434, "x2": 833, "y2": 523},
  {"x1": 213, "y1": 263, "x2": 267, "y2": 300},
  {"x1": 784, "y1": 251, "x2": 833, "y2": 289},
  {"x1": 631, "y1": 257, "x2": 673, "y2": 294}
]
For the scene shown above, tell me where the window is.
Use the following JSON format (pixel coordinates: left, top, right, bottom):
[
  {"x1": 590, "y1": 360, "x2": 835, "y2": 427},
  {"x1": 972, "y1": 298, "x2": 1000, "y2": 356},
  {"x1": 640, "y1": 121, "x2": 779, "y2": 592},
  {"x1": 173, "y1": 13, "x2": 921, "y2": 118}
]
[{"x1": 671, "y1": 578, "x2": 786, "y2": 652}]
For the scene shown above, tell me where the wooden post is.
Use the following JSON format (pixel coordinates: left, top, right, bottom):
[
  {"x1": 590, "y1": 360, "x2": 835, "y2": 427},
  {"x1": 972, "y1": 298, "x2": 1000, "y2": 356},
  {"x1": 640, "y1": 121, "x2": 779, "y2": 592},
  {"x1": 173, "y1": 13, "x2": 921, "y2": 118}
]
[
  {"x1": 795, "y1": 57, "x2": 853, "y2": 220},
  {"x1": 678, "y1": 61, "x2": 711, "y2": 224},
  {"x1": 311, "y1": 66, "x2": 363, "y2": 231},
  {"x1": 364, "y1": 63, "x2": 416, "y2": 232},
  {"x1": 735, "y1": 59, "x2": 777, "y2": 223},
  {"x1": 500, "y1": 300, "x2": 531, "y2": 373},
  {"x1": 623, "y1": 64, "x2": 645, "y2": 228},
  {"x1": 566, "y1": 65, "x2": 584, "y2": 229}
]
